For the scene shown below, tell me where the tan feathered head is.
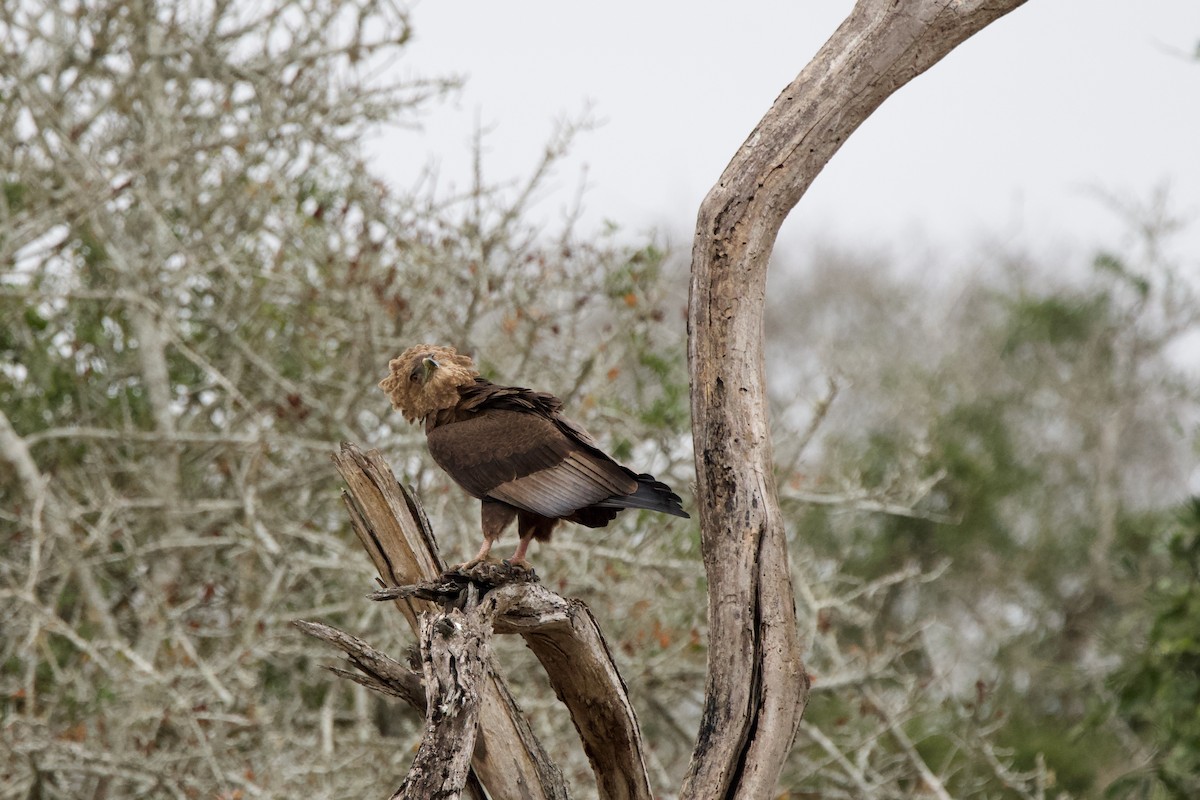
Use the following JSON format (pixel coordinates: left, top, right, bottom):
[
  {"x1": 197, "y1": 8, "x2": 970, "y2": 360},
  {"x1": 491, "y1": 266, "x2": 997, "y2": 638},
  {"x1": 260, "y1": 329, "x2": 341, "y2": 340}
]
[{"x1": 379, "y1": 344, "x2": 479, "y2": 423}]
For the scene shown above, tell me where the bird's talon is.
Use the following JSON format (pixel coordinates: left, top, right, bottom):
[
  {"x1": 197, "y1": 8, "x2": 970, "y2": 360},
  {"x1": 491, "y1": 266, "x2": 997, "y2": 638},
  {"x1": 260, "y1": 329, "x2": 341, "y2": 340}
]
[{"x1": 452, "y1": 557, "x2": 489, "y2": 573}]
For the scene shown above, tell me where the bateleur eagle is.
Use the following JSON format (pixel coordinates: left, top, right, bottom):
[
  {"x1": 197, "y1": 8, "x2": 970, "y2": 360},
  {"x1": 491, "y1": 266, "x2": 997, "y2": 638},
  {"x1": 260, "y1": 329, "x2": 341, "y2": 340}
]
[{"x1": 379, "y1": 344, "x2": 689, "y2": 569}]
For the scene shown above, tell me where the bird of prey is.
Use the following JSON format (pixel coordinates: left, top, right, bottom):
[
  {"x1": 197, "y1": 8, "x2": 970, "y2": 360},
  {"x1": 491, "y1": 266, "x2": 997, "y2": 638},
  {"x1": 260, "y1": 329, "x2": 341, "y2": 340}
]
[{"x1": 379, "y1": 344, "x2": 689, "y2": 570}]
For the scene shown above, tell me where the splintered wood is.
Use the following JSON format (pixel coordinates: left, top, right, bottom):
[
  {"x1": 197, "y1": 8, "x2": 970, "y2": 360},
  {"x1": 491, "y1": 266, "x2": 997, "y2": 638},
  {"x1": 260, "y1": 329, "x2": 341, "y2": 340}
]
[{"x1": 298, "y1": 443, "x2": 651, "y2": 800}]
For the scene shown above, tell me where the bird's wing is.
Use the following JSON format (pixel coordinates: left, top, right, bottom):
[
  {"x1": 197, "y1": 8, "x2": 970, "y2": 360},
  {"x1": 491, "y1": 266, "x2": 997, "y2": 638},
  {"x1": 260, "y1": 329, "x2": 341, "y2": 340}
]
[{"x1": 426, "y1": 408, "x2": 637, "y2": 518}]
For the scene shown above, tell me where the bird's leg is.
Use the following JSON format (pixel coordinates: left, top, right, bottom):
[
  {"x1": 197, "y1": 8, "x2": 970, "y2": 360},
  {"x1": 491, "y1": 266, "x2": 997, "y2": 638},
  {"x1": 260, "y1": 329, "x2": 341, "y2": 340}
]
[
  {"x1": 456, "y1": 538, "x2": 494, "y2": 572},
  {"x1": 506, "y1": 512, "x2": 556, "y2": 571},
  {"x1": 455, "y1": 501, "x2": 516, "y2": 571},
  {"x1": 506, "y1": 534, "x2": 535, "y2": 571}
]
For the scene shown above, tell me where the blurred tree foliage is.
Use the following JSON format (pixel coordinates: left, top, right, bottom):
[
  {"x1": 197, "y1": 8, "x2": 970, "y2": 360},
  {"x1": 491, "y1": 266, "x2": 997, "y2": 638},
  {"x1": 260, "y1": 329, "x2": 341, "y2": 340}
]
[
  {"x1": 768, "y1": 224, "x2": 1200, "y2": 797},
  {"x1": 1114, "y1": 500, "x2": 1200, "y2": 799},
  {"x1": 2, "y1": 1, "x2": 1198, "y2": 798}
]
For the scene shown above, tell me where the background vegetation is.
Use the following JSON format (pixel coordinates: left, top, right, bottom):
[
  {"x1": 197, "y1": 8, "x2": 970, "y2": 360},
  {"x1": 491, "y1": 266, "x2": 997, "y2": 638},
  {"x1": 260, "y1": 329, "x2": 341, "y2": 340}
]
[{"x1": 2, "y1": 1, "x2": 1196, "y2": 798}]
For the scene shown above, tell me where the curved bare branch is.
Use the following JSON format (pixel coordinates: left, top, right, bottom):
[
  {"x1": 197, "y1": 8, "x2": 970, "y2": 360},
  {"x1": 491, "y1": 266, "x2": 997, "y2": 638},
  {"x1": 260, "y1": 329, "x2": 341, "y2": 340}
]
[{"x1": 684, "y1": 1, "x2": 1028, "y2": 796}]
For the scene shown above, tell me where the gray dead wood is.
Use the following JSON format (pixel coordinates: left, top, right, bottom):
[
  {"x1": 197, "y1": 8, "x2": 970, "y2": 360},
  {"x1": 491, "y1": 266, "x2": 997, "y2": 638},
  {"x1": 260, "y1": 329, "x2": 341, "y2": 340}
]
[
  {"x1": 490, "y1": 586, "x2": 651, "y2": 800},
  {"x1": 391, "y1": 603, "x2": 491, "y2": 800},
  {"x1": 370, "y1": 568, "x2": 655, "y2": 800},
  {"x1": 683, "y1": 0, "x2": 1029, "y2": 798},
  {"x1": 294, "y1": 617, "x2": 491, "y2": 800},
  {"x1": 329, "y1": 444, "x2": 568, "y2": 800},
  {"x1": 292, "y1": 620, "x2": 425, "y2": 710}
]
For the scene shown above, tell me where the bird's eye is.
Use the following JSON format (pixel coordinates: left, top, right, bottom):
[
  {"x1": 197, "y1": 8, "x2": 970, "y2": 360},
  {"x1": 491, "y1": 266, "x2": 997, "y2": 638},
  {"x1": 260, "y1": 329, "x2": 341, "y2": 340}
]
[{"x1": 409, "y1": 366, "x2": 422, "y2": 383}]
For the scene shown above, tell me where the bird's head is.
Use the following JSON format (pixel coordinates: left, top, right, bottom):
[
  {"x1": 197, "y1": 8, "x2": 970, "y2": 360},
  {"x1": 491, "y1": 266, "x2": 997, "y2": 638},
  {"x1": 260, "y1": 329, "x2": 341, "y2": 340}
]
[{"x1": 379, "y1": 344, "x2": 479, "y2": 423}]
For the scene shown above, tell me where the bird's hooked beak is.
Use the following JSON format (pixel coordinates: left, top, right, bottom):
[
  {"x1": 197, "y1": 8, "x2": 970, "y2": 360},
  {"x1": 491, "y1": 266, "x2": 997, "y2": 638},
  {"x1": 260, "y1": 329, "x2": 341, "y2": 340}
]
[{"x1": 421, "y1": 356, "x2": 439, "y2": 383}]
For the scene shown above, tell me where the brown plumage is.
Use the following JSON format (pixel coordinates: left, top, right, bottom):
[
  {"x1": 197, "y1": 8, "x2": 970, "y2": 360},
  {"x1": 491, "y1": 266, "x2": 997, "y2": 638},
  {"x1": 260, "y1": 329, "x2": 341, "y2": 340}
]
[{"x1": 379, "y1": 344, "x2": 689, "y2": 569}]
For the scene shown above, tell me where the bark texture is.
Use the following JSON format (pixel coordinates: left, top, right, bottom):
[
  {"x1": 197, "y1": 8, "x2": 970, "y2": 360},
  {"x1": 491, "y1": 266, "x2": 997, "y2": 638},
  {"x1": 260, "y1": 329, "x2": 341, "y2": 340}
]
[
  {"x1": 489, "y1": 584, "x2": 653, "y2": 800},
  {"x1": 393, "y1": 607, "x2": 491, "y2": 800},
  {"x1": 682, "y1": 1, "x2": 1029, "y2": 797}
]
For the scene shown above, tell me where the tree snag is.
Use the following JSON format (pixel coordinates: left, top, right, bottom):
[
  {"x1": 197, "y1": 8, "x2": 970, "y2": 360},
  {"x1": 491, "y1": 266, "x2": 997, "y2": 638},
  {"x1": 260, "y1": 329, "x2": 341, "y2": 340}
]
[
  {"x1": 370, "y1": 574, "x2": 655, "y2": 800},
  {"x1": 683, "y1": 1, "x2": 1028, "y2": 797},
  {"x1": 318, "y1": 445, "x2": 652, "y2": 799},
  {"x1": 329, "y1": 445, "x2": 568, "y2": 800}
]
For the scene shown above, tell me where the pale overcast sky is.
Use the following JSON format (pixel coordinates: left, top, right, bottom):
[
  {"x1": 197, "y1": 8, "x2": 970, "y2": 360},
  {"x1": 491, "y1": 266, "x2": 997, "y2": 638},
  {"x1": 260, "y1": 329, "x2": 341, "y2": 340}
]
[{"x1": 371, "y1": 1, "x2": 1200, "y2": 269}]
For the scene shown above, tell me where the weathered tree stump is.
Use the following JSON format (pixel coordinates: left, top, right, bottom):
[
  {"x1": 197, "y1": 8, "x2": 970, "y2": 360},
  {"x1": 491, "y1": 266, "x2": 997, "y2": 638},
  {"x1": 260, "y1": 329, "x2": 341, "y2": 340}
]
[
  {"x1": 374, "y1": 568, "x2": 653, "y2": 800},
  {"x1": 299, "y1": 444, "x2": 651, "y2": 800}
]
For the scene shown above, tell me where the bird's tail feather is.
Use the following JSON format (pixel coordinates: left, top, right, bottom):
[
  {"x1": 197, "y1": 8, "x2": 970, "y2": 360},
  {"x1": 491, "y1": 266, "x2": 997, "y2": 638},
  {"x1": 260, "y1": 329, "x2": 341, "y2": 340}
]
[{"x1": 598, "y1": 474, "x2": 689, "y2": 518}]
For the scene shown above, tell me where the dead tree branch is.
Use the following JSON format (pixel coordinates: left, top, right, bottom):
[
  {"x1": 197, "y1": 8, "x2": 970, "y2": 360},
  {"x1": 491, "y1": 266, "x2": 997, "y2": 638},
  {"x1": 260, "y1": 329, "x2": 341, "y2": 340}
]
[
  {"x1": 327, "y1": 444, "x2": 567, "y2": 800},
  {"x1": 472, "y1": 579, "x2": 652, "y2": 800},
  {"x1": 392, "y1": 602, "x2": 491, "y2": 800},
  {"x1": 371, "y1": 571, "x2": 653, "y2": 800},
  {"x1": 683, "y1": 0, "x2": 1028, "y2": 797},
  {"x1": 291, "y1": 620, "x2": 425, "y2": 710}
]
